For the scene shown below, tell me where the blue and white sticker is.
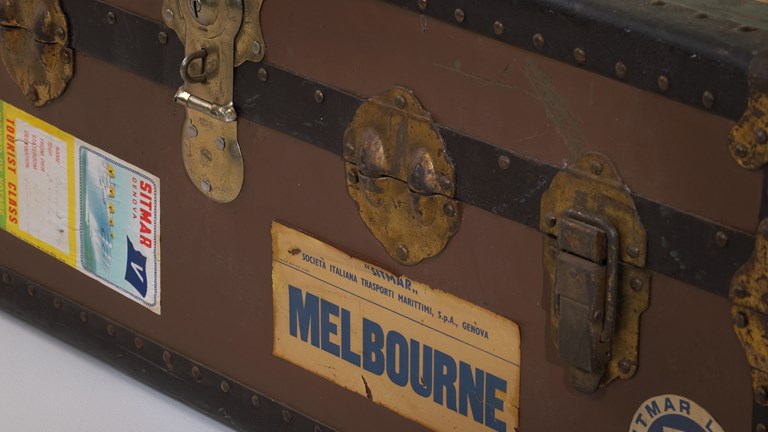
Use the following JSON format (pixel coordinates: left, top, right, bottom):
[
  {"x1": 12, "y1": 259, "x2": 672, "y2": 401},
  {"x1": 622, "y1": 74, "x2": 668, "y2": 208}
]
[{"x1": 629, "y1": 394, "x2": 724, "y2": 432}]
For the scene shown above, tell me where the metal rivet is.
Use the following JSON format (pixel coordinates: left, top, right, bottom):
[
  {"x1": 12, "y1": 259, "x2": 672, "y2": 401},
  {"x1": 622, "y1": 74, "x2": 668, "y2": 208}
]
[
  {"x1": 757, "y1": 423, "x2": 767, "y2": 432},
  {"x1": 532, "y1": 33, "x2": 545, "y2": 49},
  {"x1": 56, "y1": 28, "x2": 65, "y2": 39},
  {"x1": 702, "y1": 91, "x2": 715, "y2": 109},
  {"x1": 200, "y1": 179, "x2": 212, "y2": 194},
  {"x1": 439, "y1": 175, "x2": 452, "y2": 190},
  {"x1": 347, "y1": 169, "x2": 359, "y2": 184},
  {"x1": 2, "y1": 273, "x2": 11, "y2": 284},
  {"x1": 314, "y1": 426, "x2": 323, "y2": 432},
  {"x1": 590, "y1": 160, "x2": 603, "y2": 175},
  {"x1": 615, "y1": 62, "x2": 627, "y2": 79},
  {"x1": 454, "y1": 9, "x2": 465, "y2": 23},
  {"x1": 134, "y1": 337, "x2": 144, "y2": 350},
  {"x1": 27, "y1": 285, "x2": 36, "y2": 296},
  {"x1": 657, "y1": 75, "x2": 669, "y2": 93},
  {"x1": 252, "y1": 41, "x2": 262, "y2": 55},
  {"x1": 573, "y1": 48, "x2": 586, "y2": 65},
  {"x1": 757, "y1": 387, "x2": 768, "y2": 405},
  {"x1": 627, "y1": 245, "x2": 641, "y2": 258},
  {"x1": 53, "y1": 297, "x2": 62, "y2": 310},
  {"x1": 79, "y1": 311, "x2": 88, "y2": 323},
  {"x1": 618, "y1": 359, "x2": 633, "y2": 374},
  {"x1": 251, "y1": 395, "x2": 261, "y2": 408},
  {"x1": 734, "y1": 312, "x2": 748, "y2": 328},
  {"x1": 498, "y1": 155, "x2": 511, "y2": 170},
  {"x1": 397, "y1": 244, "x2": 409, "y2": 261},
  {"x1": 417, "y1": 0, "x2": 427, "y2": 10},
  {"x1": 314, "y1": 89, "x2": 325, "y2": 104},
  {"x1": 544, "y1": 213, "x2": 557, "y2": 228},
  {"x1": 107, "y1": 12, "x2": 116, "y2": 24},
  {"x1": 221, "y1": 381, "x2": 231, "y2": 393},
  {"x1": 186, "y1": 124, "x2": 198, "y2": 138},
  {"x1": 158, "y1": 31, "x2": 168, "y2": 45},
  {"x1": 755, "y1": 127, "x2": 767, "y2": 145},
  {"x1": 394, "y1": 95, "x2": 406, "y2": 109},
  {"x1": 735, "y1": 144, "x2": 749, "y2": 158},
  {"x1": 591, "y1": 310, "x2": 603, "y2": 322},
  {"x1": 61, "y1": 50, "x2": 71, "y2": 64},
  {"x1": 215, "y1": 136, "x2": 226, "y2": 151},
  {"x1": 714, "y1": 231, "x2": 729, "y2": 248},
  {"x1": 258, "y1": 68, "x2": 268, "y2": 82},
  {"x1": 630, "y1": 277, "x2": 644, "y2": 291},
  {"x1": 732, "y1": 284, "x2": 747, "y2": 298},
  {"x1": 28, "y1": 88, "x2": 39, "y2": 103},
  {"x1": 163, "y1": 8, "x2": 174, "y2": 24},
  {"x1": 192, "y1": 366, "x2": 202, "y2": 381},
  {"x1": 344, "y1": 141, "x2": 355, "y2": 156},
  {"x1": 443, "y1": 203, "x2": 456, "y2": 217},
  {"x1": 282, "y1": 410, "x2": 294, "y2": 423},
  {"x1": 106, "y1": 324, "x2": 116, "y2": 337},
  {"x1": 162, "y1": 351, "x2": 174, "y2": 369},
  {"x1": 493, "y1": 21, "x2": 504, "y2": 36}
]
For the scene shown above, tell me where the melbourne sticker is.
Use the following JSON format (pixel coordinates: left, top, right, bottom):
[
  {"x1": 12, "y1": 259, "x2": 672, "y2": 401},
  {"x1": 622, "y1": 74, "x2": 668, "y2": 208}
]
[
  {"x1": 629, "y1": 394, "x2": 724, "y2": 432},
  {"x1": 272, "y1": 223, "x2": 521, "y2": 431},
  {"x1": 0, "y1": 100, "x2": 160, "y2": 313}
]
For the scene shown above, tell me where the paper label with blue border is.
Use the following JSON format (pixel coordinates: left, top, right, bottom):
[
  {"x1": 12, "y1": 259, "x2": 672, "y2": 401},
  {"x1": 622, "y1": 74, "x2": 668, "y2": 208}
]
[
  {"x1": 0, "y1": 100, "x2": 160, "y2": 313},
  {"x1": 629, "y1": 394, "x2": 724, "y2": 432},
  {"x1": 272, "y1": 222, "x2": 521, "y2": 431}
]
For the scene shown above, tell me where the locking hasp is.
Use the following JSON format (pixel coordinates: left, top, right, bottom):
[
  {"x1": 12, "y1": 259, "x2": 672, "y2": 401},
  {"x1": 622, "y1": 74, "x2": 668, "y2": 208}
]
[{"x1": 542, "y1": 152, "x2": 650, "y2": 393}]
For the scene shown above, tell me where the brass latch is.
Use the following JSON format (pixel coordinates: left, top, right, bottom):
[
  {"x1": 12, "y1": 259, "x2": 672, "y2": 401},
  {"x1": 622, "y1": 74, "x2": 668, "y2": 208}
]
[
  {"x1": 542, "y1": 152, "x2": 650, "y2": 393},
  {"x1": 730, "y1": 219, "x2": 768, "y2": 407},
  {"x1": 343, "y1": 87, "x2": 461, "y2": 265},
  {"x1": 0, "y1": 0, "x2": 73, "y2": 106},
  {"x1": 162, "y1": 0, "x2": 265, "y2": 203}
]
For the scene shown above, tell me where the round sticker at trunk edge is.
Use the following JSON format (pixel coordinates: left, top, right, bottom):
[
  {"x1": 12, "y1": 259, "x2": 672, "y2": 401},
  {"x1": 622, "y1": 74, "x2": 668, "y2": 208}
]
[{"x1": 629, "y1": 394, "x2": 724, "y2": 432}]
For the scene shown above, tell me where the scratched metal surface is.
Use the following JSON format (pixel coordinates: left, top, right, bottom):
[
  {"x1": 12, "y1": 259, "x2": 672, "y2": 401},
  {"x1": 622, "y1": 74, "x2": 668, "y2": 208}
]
[{"x1": 671, "y1": 0, "x2": 768, "y2": 29}]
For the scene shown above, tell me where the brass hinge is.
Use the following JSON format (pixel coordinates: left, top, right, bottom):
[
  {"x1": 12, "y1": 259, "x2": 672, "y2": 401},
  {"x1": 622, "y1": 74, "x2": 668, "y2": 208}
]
[
  {"x1": 730, "y1": 52, "x2": 768, "y2": 169},
  {"x1": 343, "y1": 87, "x2": 461, "y2": 265},
  {"x1": 730, "y1": 219, "x2": 768, "y2": 406},
  {"x1": 162, "y1": 0, "x2": 265, "y2": 203},
  {"x1": 0, "y1": 0, "x2": 73, "y2": 106},
  {"x1": 541, "y1": 152, "x2": 650, "y2": 393}
]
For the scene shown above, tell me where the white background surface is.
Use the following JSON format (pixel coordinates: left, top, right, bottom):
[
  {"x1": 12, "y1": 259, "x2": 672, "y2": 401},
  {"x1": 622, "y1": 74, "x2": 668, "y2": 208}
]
[{"x1": 0, "y1": 311, "x2": 231, "y2": 432}]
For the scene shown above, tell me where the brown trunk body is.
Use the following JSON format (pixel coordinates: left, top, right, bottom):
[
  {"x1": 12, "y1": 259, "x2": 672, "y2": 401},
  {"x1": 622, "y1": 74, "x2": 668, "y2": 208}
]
[{"x1": 0, "y1": 1, "x2": 756, "y2": 431}]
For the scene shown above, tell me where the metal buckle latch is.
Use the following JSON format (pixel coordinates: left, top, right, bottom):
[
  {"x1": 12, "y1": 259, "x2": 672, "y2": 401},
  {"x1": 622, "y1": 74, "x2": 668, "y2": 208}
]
[
  {"x1": 554, "y1": 210, "x2": 618, "y2": 390},
  {"x1": 0, "y1": 0, "x2": 73, "y2": 106},
  {"x1": 162, "y1": 0, "x2": 265, "y2": 203},
  {"x1": 542, "y1": 152, "x2": 650, "y2": 393}
]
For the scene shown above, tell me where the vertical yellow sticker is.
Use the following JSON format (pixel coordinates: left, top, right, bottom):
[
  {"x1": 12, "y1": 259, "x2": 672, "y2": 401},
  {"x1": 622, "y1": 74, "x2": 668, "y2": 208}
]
[
  {"x1": 272, "y1": 222, "x2": 521, "y2": 431},
  {"x1": 1, "y1": 102, "x2": 77, "y2": 266},
  {"x1": 0, "y1": 100, "x2": 161, "y2": 313}
]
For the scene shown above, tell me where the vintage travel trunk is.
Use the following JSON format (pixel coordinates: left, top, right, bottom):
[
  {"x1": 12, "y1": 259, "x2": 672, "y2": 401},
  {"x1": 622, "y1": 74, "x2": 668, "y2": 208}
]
[{"x1": 0, "y1": 0, "x2": 767, "y2": 431}]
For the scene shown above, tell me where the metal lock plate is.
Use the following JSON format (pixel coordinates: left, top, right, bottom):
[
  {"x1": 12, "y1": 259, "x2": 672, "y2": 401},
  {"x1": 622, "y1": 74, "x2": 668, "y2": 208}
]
[
  {"x1": 542, "y1": 152, "x2": 650, "y2": 393},
  {"x1": 0, "y1": 0, "x2": 73, "y2": 106},
  {"x1": 343, "y1": 87, "x2": 461, "y2": 265},
  {"x1": 162, "y1": 0, "x2": 265, "y2": 203},
  {"x1": 730, "y1": 219, "x2": 768, "y2": 406}
]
